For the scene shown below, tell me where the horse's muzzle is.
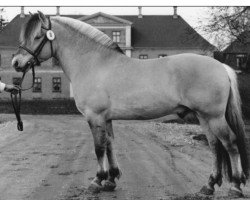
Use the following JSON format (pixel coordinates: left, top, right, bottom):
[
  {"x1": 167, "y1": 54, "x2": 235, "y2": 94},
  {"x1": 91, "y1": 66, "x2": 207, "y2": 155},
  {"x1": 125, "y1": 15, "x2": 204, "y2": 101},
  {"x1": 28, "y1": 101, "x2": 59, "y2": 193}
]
[{"x1": 15, "y1": 61, "x2": 35, "y2": 73}]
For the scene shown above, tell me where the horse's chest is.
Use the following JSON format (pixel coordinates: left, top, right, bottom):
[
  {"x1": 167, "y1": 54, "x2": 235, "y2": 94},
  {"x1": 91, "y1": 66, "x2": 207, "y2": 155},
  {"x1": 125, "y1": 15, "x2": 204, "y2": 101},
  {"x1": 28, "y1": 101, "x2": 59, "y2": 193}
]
[{"x1": 73, "y1": 84, "x2": 111, "y2": 114}]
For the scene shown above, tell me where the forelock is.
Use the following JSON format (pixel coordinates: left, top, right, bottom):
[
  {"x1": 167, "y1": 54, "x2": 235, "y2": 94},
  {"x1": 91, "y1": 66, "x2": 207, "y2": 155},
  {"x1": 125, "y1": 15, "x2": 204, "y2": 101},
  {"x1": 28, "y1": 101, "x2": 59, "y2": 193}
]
[{"x1": 20, "y1": 14, "x2": 41, "y2": 44}]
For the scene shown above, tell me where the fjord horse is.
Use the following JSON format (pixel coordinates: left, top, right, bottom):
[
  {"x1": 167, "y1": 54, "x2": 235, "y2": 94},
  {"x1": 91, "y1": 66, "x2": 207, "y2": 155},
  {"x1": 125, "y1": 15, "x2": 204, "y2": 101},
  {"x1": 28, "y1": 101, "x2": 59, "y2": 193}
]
[{"x1": 12, "y1": 11, "x2": 249, "y2": 197}]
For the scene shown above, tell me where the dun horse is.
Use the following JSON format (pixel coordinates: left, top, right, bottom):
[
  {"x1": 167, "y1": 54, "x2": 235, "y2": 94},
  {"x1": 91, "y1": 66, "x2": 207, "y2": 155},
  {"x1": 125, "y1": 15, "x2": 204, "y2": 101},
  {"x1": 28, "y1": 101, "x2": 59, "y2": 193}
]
[{"x1": 12, "y1": 11, "x2": 249, "y2": 197}]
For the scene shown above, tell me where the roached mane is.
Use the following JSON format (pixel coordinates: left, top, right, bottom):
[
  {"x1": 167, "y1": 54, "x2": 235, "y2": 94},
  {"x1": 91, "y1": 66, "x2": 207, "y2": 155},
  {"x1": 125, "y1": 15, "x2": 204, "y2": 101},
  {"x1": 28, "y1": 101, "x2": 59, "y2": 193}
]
[{"x1": 53, "y1": 16, "x2": 124, "y2": 54}]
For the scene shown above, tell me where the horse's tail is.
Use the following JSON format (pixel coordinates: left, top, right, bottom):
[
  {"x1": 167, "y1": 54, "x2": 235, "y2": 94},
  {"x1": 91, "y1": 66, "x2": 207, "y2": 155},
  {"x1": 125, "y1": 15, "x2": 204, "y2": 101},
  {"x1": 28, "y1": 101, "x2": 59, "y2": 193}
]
[{"x1": 221, "y1": 64, "x2": 249, "y2": 181}]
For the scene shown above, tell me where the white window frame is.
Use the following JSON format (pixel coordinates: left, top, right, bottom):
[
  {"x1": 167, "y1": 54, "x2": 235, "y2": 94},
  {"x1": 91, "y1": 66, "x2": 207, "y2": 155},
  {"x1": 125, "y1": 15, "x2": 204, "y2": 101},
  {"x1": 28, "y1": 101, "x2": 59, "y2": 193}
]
[
  {"x1": 112, "y1": 31, "x2": 121, "y2": 43},
  {"x1": 139, "y1": 54, "x2": 148, "y2": 59}
]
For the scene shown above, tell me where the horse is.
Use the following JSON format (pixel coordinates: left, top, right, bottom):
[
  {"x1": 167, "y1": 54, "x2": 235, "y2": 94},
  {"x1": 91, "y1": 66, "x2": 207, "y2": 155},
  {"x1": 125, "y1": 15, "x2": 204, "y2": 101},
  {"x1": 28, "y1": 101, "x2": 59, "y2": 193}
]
[{"x1": 12, "y1": 11, "x2": 249, "y2": 197}]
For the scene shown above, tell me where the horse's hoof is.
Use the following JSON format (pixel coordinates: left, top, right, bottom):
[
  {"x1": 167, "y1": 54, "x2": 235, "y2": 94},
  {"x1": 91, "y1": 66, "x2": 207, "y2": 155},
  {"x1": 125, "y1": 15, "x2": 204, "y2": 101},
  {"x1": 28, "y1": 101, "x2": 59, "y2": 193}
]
[
  {"x1": 88, "y1": 183, "x2": 102, "y2": 194},
  {"x1": 103, "y1": 180, "x2": 116, "y2": 191},
  {"x1": 228, "y1": 187, "x2": 244, "y2": 198},
  {"x1": 199, "y1": 185, "x2": 214, "y2": 195}
]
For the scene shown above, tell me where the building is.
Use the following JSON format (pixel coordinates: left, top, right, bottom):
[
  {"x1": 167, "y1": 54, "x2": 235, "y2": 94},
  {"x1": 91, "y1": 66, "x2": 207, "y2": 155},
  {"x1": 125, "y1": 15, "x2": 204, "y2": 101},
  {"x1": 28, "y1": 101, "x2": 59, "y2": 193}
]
[
  {"x1": 0, "y1": 7, "x2": 216, "y2": 100},
  {"x1": 222, "y1": 31, "x2": 250, "y2": 72}
]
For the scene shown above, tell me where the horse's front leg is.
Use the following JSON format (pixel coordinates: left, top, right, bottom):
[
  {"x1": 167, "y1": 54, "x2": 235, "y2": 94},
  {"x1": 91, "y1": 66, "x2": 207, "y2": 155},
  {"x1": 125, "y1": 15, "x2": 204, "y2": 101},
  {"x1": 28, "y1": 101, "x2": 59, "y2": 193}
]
[
  {"x1": 87, "y1": 115, "x2": 109, "y2": 193},
  {"x1": 103, "y1": 120, "x2": 122, "y2": 191}
]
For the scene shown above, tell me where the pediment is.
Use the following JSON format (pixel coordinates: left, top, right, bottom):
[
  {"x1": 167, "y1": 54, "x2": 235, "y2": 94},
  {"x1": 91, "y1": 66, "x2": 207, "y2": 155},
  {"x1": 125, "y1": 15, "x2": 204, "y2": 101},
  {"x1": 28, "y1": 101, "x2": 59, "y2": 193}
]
[{"x1": 78, "y1": 12, "x2": 132, "y2": 25}]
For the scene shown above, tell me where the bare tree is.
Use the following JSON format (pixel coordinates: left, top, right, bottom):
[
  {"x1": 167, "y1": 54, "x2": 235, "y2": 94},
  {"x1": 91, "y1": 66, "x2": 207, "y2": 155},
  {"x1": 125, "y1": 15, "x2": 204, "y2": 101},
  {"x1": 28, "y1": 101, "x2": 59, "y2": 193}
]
[
  {"x1": 198, "y1": 7, "x2": 250, "y2": 50},
  {"x1": 0, "y1": 8, "x2": 8, "y2": 32}
]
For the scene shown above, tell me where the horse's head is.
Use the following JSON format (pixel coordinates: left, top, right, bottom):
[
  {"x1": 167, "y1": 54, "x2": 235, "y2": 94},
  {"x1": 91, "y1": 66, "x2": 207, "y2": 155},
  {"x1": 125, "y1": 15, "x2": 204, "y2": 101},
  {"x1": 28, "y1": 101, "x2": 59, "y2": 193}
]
[{"x1": 12, "y1": 11, "x2": 55, "y2": 72}]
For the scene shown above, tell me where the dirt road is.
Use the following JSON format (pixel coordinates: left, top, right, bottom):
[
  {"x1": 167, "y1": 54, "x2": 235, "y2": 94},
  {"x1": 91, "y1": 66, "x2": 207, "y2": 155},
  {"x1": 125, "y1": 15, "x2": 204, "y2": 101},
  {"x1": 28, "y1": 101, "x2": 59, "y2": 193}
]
[{"x1": 0, "y1": 115, "x2": 249, "y2": 200}]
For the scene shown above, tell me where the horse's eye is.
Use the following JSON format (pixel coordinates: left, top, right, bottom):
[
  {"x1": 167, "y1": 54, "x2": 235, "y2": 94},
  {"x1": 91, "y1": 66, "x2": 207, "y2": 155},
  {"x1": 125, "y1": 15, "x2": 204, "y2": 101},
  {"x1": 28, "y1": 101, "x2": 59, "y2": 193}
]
[{"x1": 35, "y1": 36, "x2": 42, "y2": 40}]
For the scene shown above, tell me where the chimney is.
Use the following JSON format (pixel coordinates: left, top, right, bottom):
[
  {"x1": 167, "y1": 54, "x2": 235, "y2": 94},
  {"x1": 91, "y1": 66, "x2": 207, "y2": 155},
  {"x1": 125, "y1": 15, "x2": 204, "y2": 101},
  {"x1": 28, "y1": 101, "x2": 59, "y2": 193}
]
[
  {"x1": 173, "y1": 6, "x2": 178, "y2": 19},
  {"x1": 20, "y1": 6, "x2": 25, "y2": 18},
  {"x1": 56, "y1": 6, "x2": 60, "y2": 16},
  {"x1": 138, "y1": 6, "x2": 143, "y2": 18}
]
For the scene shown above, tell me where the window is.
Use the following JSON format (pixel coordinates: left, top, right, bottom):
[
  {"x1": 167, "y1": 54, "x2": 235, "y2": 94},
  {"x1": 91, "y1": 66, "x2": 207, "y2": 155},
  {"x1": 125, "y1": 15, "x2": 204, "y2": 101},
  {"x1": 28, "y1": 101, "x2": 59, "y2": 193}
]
[
  {"x1": 139, "y1": 54, "x2": 148, "y2": 59},
  {"x1": 13, "y1": 77, "x2": 22, "y2": 86},
  {"x1": 236, "y1": 54, "x2": 247, "y2": 69},
  {"x1": 236, "y1": 57, "x2": 240, "y2": 68},
  {"x1": 52, "y1": 77, "x2": 61, "y2": 92},
  {"x1": 112, "y1": 31, "x2": 121, "y2": 43},
  {"x1": 158, "y1": 54, "x2": 167, "y2": 58},
  {"x1": 33, "y1": 77, "x2": 42, "y2": 93}
]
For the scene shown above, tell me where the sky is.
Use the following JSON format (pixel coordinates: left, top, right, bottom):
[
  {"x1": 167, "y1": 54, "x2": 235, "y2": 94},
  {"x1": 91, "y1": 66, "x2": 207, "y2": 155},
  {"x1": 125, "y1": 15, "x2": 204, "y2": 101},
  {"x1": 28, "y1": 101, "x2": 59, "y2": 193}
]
[{"x1": 0, "y1": 6, "x2": 208, "y2": 25}]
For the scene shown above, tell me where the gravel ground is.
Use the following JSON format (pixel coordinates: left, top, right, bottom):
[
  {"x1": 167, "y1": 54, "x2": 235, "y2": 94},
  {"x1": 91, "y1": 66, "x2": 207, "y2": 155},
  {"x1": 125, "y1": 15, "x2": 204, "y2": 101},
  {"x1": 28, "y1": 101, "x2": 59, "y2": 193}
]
[{"x1": 0, "y1": 114, "x2": 249, "y2": 200}]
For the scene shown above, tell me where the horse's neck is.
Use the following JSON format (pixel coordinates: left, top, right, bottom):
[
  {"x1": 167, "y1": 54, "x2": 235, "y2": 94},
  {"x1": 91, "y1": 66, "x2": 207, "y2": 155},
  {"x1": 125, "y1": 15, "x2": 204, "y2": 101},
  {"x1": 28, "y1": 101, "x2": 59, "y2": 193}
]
[{"x1": 53, "y1": 22, "x2": 120, "y2": 82}]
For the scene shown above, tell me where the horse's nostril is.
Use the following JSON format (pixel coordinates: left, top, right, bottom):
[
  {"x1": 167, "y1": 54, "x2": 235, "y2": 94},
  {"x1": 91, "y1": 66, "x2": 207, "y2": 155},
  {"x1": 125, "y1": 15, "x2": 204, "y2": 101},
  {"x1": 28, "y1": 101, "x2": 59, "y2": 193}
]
[{"x1": 14, "y1": 61, "x2": 19, "y2": 68}]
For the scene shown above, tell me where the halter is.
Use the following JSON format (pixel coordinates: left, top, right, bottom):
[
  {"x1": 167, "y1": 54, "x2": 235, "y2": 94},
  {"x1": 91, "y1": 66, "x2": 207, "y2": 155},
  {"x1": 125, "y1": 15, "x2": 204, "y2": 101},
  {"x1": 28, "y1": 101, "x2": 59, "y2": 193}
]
[
  {"x1": 12, "y1": 16, "x2": 55, "y2": 131},
  {"x1": 19, "y1": 16, "x2": 54, "y2": 67}
]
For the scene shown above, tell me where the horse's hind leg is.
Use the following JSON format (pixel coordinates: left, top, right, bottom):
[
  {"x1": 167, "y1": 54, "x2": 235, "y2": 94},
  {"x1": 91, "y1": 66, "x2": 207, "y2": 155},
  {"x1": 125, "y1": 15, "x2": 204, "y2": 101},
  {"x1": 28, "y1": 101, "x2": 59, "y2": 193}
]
[
  {"x1": 199, "y1": 118, "x2": 222, "y2": 195},
  {"x1": 103, "y1": 120, "x2": 122, "y2": 191},
  {"x1": 87, "y1": 115, "x2": 109, "y2": 193},
  {"x1": 208, "y1": 116, "x2": 245, "y2": 197}
]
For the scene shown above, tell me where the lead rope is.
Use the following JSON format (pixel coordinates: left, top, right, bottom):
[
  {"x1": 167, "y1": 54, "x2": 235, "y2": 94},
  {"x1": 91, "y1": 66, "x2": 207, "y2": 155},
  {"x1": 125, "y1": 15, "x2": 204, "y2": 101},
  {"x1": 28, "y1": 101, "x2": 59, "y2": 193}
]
[
  {"x1": 11, "y1": 65, "x2": 35, "y2": 131},
  {"x1": 11, "y1": 16, "x2": 53, "y2": 131},
  {"x1": 11, "y1": 88, "x2": 22, "y2": 131}
]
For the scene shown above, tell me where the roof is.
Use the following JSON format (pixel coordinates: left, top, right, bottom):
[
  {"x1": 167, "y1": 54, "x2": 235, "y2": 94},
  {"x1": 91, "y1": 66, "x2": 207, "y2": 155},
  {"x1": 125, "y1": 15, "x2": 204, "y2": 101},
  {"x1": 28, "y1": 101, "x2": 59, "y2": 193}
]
[
  {"x1": 0, "y1": 13, "x2": 215, "y2": 50},
  {"x1": 117, "y1": 15, "x2": 215, "y2": 49},
  {"x1": 224, "y1": 31, "x2": 250, "y2": 53},
  {"x1": 0, "y1": 14, "x2": 28, "y2": 47},
  {"x1": 0, "y1": 14, "x2": 83, "y2": 48},
  {"x1": 79, "y1": 12, "x2": 133, "y2": 25}
]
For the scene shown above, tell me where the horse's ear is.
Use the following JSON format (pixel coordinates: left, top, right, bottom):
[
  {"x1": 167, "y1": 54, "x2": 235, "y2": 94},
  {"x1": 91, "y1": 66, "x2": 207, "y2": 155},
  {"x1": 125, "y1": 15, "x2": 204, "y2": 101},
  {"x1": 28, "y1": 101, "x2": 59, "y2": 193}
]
[{"x1": 37, "y1": 11, "x2": 48, "y2": 27}]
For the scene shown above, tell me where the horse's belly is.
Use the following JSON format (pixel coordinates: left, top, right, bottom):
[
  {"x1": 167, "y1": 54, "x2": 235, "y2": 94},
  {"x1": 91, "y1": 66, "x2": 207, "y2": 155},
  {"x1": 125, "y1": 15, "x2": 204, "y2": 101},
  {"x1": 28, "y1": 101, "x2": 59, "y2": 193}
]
[{"x1": 109, "y1": 95, "x2": 179, "y2": 120}]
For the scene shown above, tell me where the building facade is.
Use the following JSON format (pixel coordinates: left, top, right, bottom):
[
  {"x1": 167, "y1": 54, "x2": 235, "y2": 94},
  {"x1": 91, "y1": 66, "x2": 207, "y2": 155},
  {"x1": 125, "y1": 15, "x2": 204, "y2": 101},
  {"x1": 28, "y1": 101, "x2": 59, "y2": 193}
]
[
  {"x1": 0, "y1": 7, "x2": 216, "y2": 100},
  {"x1": 222, "y1": 32, "x2": 250, "y2": 72}
]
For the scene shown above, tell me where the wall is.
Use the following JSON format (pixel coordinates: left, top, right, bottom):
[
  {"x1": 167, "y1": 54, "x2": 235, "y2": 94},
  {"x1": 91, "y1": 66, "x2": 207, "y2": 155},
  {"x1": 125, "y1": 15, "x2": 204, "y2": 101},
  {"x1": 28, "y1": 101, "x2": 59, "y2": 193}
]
[
  {"x1": 0, "y1": 69, "x2": 70, "y2": 100},
  {"x1": 0, "y1": 47, "x2": 16, "y2": 68}
]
